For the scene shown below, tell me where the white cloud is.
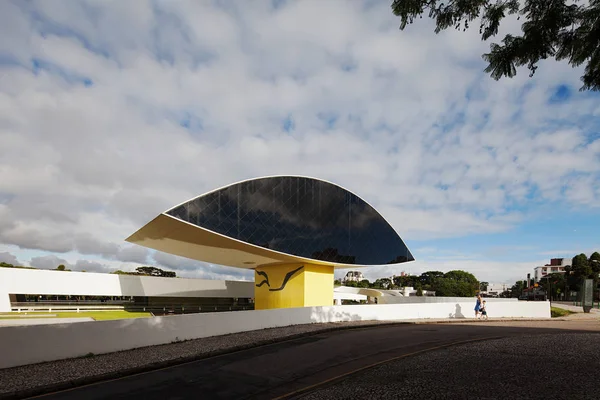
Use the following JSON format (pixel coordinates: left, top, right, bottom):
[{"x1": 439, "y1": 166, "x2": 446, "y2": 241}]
[
  {"x1": 0, "y1": 1, "x2": 598, "y2": 281},
  {"x1": 0, "y1": 252, "x2": 20, "y2": 265},
  {"x1": 30, "y1": 255, "x2": 69, "y2": 270},
  {"x1": 151, "y1": 251, "x2": 253, "y2": 281},
  {"x1": 73, "y1": 259, "x2": 112, "y2": 274}
]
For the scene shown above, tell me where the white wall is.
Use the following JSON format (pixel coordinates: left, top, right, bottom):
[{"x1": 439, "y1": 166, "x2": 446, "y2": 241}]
[
  {"x1": 0, "y1": 268, "x2": 254, "y2": 311},
  {"x1": 0, "y1": 300, "x2": 551, "y2": 369},
  {"x1": 0, "y1": 292, "x2": 10, "y2": 313}
]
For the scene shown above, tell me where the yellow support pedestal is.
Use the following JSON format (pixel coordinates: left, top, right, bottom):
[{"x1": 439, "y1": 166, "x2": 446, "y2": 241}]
[{"x1": 254, "y1": 263, "x2": 334, "y2": 310}]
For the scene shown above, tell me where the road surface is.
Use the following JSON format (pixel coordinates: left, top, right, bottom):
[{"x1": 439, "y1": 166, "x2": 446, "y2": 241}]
[{"x1": 31, "y1": 320, "x2": 600, "y2": 400}]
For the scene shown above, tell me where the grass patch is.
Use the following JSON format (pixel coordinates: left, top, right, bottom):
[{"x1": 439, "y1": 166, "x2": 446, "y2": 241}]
[
  {"x1": 0, "y1": 311, "x2": 152, "y2": 321},
  {"x1": 551, "y1": 307, "x2": 575, "y2": 318}
]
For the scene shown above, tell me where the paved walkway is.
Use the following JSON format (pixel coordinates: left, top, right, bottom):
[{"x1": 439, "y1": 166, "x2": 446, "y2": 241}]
[{"x1": 551, "y1": 302, "x2": 600, "y2": 320}]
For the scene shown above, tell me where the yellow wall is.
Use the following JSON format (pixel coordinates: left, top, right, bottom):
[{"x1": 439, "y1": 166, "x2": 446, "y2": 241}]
[
  {"x1": 303, "y1": 264, "x2": 334, "y2": 307},
  {"x1": 254, "y1": 263, "x2": 334, "y2": 310}
]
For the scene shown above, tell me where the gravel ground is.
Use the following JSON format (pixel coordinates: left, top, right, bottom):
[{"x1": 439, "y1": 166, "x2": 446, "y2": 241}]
[
  {"x1": 0, "y1": 320, "x2": 400, "y2": 398},
  {"x1": 299, "y1": 333, "x2": 600, "y2": 400}
]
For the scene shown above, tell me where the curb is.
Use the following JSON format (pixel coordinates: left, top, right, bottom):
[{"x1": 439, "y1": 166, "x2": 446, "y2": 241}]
[{"x1": 0, "y1": 317, "x2": 557, "y2": 399}]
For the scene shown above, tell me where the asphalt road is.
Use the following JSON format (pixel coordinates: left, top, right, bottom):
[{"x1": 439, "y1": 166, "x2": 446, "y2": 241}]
[{"x1": 31, "y1": 320, "x2": 600, "y2": 400}]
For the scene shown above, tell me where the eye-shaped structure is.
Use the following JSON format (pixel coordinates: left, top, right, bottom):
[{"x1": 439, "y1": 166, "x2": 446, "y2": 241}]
[{"x1": 126, "y1": 176, "x2": 414, "y2": 268}]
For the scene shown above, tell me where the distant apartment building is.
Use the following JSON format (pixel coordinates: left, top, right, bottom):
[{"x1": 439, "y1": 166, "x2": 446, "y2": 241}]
[
  {"x1": 343, "y1": 271, "x2": 365, "y2": 283},
  {"x1": 485, "y1": 283, "x2": 511, "y2": 297},
  {"x1": 534, "y1": 258, "x2": 572, "y2": 282}
]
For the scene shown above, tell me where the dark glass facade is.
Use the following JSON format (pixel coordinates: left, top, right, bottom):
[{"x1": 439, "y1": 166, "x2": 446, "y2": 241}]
[{"x1": 166, "y1": 177, "x2": 414, "y2": 265}]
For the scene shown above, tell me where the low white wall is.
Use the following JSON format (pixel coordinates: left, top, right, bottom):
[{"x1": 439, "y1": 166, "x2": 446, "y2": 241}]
[
  {"x1": 0, "y1": 268, "x2": 254, "y2": 312},
  {"x1": 379, "y1": 296, "x2": 519, "y2": 304},
  {"x1": 0, "y1": 292, "x2": 9, "y2": 313},
  {"x1": 0, "y1": 300, "x2": 550, "y2": 369}
]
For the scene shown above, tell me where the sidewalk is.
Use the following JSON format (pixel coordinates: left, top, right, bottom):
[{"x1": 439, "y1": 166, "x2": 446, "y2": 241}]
[{"x1": 551, "y1": 302, "x2": 600, "y2": 320}]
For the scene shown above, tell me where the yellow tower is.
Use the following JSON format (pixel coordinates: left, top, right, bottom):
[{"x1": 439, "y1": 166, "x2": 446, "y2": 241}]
[{"x1": 254, "y1": 264, "x2": 334, "y2": 309}]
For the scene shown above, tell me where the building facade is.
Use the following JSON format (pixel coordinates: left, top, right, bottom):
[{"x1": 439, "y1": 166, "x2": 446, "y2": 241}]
[
  {"x1": 343, "y1": 271, "x2": 365, "y2": 282},
  {"x1": 485, "y1": 283, "x2": 511, "y2": 297},
  {"x1": 126, "y1": 176, "x2": 415, "y2": 309},
  {"x1": 534, "y1": 258, "x2": 571, "y2": 282},
  {"x1": 0, "y1": 268, "x2": 254, "y2": 313}
]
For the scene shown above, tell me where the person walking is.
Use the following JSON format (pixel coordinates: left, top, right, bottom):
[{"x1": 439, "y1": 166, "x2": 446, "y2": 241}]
[
  {"x1": 474, "y1": 294, "x2": 482, "y2": 319},
  {"x1": 480, "y1": 300, "x2": 488, "y2": 320}
]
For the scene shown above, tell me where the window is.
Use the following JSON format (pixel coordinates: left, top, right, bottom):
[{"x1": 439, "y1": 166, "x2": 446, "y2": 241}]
[{"x1": 167, "y1": 177, "x2": 414, "y2": 265}]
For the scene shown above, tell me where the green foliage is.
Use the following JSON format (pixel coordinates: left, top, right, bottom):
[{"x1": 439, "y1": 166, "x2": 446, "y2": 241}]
[
  {"x1": 0, "y1": 262, "x2": 36, "y2": 270},
  {"x1": 393, "y1": 274, "x2": 419, "y2": 288},
  {"x1": 550, "y1": 306, "x2": 574, "y2": 318},
  {"x1": 2, "y1": 311, "x2": 152, "y2": 321},
  {"x1": 509, "y1": 280, "x2": 526, "y2": 298},
  {"x1": 443, "y1": 270, "x2": 479, "y2": 294},
  {"x1": 55, "y1": 264, "x2": 69, "y2": 271},
  {"x1": 479, "y1": 281, "x2": 489, "y2": 292},
  {"x1": 136, "y1": 266, "x2": 176, "y2": 277},
  {"x1": 418, "y1": 271, "x2": 444, "y2": 287},
  {"x1": 572, "y1": 253, "x2": 592, "y2": 278},
  {"x1": 589, "y1": 252, "x2": 600, "y2": 275},
  {"x1": 433, "y1": 277, "x2": 477, "y2": 297},
  {"x1": 337, "y1": 270, "x2": 481, "y2": 297},
  {"x1": 111, "y1": 270, "x2": 138, "y2": 275},
  {"x1": 391, "y1": 0, "x2": 600, "y2": 91},
  {"x1": 358, "y1": 279, "x2": 371, "y2": 288},
  {"x1": 372, "y1": 278, "x2": 393, "y2": 289},
  {"x1": 538, "y1": 272, "x2": 565, "y2": 300},
  {"x1": 110, "y1": 267, "x2": 176, "y2": 277}
]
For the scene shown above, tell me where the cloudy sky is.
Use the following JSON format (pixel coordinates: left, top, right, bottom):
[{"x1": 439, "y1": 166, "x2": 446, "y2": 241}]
[{"x1": 0, "y1": 0, "x2": 599, "y2": 285}]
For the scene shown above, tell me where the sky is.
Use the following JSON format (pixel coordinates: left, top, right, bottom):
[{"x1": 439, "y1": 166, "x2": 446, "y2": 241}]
[{"x1": 0, "y1": 0, "x2": 599, "y2": 285}]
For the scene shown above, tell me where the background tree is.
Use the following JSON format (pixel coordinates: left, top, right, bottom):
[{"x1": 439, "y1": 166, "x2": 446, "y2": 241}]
[
  {"x1": 344, "y1": 280, "x2": 358, "y2": 288},
  {"x1": 0, "y1": 262, "x2": 36, "y2": 269},
  {"x1": 416, "y1": 285, "x2": 424, "y2": 296},
  {"x1": 538, "y1": 273, "x2": 565, "y2": 301},
  {"x1": 393, "y1": 274, "x2": 419, "y2": 288},
  {"x1": 54, "y1": 264, "x2": 70, "y2": 271},
  {"x1": 111, "y1": 270, "x2": 138, "y2": 275},
  {"x1": 443, "y1": 270, "x2": 479, "y2": 290},
  {"x1": 563, "y1": 264, "x2": 574, "y2": 299},
  {"x1": 134, "y1": 266, "x2": 177, "y2": 277},
  {"x1": 419, "y1": 271, "x2": 444, "y2": 287},
  {"x1": 509, "y1": 280, "x2": 526, "y2": 298},
  {"x1": 589, "y1": 252, "x2": 600, "y2": 276},
  {"x1": 479, "y1": 281, "x2": 489, "y2": 292},
  {"x1": 427, "y1": 271, "x2": 478, "y2": 297},
  {"x1": 373, "y1": 278, "x2": 393, "y2": 289},
  {"x1": 358, "y1": 279, "x2": 371, "y2": 288},
  {"x1": 391, "y1": 0, "x2": 600, "y2": 91},
  {"x1": 571, "y1": 253, "x2": 592, "y2": 278}
]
